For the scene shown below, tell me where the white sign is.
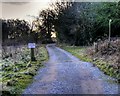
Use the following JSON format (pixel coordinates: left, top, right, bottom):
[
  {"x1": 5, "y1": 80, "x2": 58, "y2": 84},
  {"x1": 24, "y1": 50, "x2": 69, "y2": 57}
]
[{"x1": 28, "y1": 43, "x2": 36, "y2": 48}]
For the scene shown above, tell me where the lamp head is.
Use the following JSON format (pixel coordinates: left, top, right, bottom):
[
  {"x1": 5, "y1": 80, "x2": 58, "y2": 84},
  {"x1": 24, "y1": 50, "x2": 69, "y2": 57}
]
[{"x1": 109, "y1": 19, "x2": 112, "y2": 22}]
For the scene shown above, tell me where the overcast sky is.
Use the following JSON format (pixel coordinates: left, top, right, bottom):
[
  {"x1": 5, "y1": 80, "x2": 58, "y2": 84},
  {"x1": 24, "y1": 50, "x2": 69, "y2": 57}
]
[{"x1": 0, "y1": 0, "x2": 52, "y2": 21}]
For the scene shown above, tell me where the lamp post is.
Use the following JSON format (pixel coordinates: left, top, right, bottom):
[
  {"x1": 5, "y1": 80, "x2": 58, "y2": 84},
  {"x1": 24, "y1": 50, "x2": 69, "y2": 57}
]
[{"x1": 108, "y1": 19, "x2": 112, "y2": 43}]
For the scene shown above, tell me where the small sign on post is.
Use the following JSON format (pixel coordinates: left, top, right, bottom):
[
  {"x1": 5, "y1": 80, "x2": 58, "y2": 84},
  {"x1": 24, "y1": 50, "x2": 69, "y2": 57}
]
[
  {"x1": 28, "y1": 43, "x2": 36, "y2": 48},
  {"x1": 28, "y1": 43, "x2": 36, "y2": 61}
]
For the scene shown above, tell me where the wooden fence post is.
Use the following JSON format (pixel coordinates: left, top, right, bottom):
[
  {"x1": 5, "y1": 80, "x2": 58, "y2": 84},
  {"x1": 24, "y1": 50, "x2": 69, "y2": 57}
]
[{"x1": 94, "y1": 42, "x2": 98, "y2": 53}]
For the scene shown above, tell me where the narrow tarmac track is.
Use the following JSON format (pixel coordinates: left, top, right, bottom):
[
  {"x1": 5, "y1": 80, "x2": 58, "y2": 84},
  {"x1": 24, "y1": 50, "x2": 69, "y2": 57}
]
[{"x1": 23, "y1": 44, "x2": 119, "y2": 94}]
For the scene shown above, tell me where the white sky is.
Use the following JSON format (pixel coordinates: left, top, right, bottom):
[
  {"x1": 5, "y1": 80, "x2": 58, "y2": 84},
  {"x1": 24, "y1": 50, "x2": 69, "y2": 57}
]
[{"x1": 0, "y1": 0, "x2": 53, "y2": 21}]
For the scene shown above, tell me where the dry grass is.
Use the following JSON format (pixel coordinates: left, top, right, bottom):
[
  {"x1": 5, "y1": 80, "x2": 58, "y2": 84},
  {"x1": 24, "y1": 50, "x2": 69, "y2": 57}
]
[
  {"x1": 87, "y1": 38, "x2": 120, "y2": 69},
  {"x1": 60, "y1": 38, "x2": 120, "y2": 80}
]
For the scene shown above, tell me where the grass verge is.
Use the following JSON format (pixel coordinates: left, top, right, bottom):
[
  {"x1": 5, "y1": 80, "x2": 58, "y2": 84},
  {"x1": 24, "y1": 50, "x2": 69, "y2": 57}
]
[
  {"x1": 60, "y1": 44, "x2": 119, "y2": 82},
  {"x1": 1, "y1": 44, "x2": 48, "y2": 95}
]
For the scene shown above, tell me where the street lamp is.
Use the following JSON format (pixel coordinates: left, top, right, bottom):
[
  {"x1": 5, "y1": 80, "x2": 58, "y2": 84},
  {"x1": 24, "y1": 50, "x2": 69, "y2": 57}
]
[{"x1": 108, "y1": 19, "x2": 112, "y2": 43}]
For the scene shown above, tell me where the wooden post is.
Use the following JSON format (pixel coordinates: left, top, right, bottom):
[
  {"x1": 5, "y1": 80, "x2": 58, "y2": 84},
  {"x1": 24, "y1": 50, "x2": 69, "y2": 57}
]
[
  {"x1": 31, "y1": 48, "x2": 36, "y2": 61},
  {"x1": 94, "y1": 42, "x2": 98, "y2": 53},
  {"x1": 28, "y1": 43, "x2": 36, "y2": 61}
]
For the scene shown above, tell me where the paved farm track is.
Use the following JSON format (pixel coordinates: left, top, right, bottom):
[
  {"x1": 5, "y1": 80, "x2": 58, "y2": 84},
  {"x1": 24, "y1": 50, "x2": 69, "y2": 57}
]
[{"x1": 23, "y1": 44, "x2": 119, "y2": 94}]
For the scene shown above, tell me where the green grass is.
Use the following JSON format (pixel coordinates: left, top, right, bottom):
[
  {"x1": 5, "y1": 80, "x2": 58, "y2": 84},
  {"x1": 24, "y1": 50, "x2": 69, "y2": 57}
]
[
  {"x1": 1, "y1": 45, "x2": 48, "y2": 95},
  {"x1": 60, "y1": 45, "x2": 119, "y2": 81},
  {"x1": 60, "y1": 45, "x2": 92, "y2": 62}
]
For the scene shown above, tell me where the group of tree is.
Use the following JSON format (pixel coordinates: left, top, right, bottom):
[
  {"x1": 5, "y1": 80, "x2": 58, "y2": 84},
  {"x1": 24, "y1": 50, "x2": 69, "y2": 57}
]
[
  {"x1": 1, "y1": 1, "x2": 120, "y2": 46},
  {"x1": 1, "y1": 12, "x2": 56, "y2": 45},
  {"x1": 1, "y1": 19, "x2": 30, "y2": 45},
  {"x1": 1, "y1": 18, "x2": 53, "y2": 45},
  {"x1": 38, "y1": 1, "x2": 120, "y2": 46}
]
